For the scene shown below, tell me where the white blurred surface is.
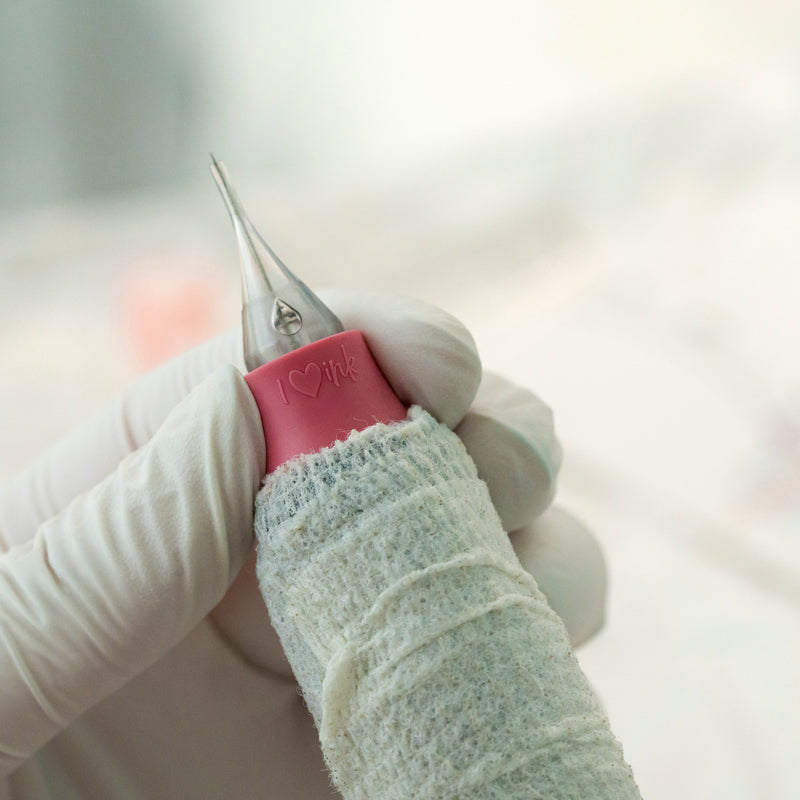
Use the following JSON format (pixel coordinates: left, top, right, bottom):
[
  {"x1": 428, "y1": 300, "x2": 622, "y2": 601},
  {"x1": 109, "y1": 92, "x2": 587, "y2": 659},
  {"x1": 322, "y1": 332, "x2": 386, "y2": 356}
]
[
  {"x1": 2, "y1": 4, "x2": 800, "y2": 798},
  {"x1": 4, "y1": 1, "x2": 800, "y2": 206}
]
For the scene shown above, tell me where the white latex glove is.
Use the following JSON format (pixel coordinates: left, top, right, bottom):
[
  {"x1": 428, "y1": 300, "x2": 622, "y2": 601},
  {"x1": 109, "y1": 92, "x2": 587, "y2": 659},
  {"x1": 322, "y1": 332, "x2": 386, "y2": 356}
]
[{"x1": 0, "y1": 291, "x2": 606, "y2": 797}]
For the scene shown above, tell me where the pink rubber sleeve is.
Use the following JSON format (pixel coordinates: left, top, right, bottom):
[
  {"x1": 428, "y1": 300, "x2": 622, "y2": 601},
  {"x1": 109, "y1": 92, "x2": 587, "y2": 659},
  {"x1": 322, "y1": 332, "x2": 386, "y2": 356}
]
[{"x1": 244, "y1": 330, "x2": 408, "y2": 472}]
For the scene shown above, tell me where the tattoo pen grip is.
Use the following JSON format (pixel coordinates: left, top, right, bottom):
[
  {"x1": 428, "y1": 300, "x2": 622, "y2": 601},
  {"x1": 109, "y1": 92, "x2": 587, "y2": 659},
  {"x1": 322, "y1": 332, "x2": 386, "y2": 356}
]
[{"x1": 244, "y1": 330, "x2": 407, "y2": 472}]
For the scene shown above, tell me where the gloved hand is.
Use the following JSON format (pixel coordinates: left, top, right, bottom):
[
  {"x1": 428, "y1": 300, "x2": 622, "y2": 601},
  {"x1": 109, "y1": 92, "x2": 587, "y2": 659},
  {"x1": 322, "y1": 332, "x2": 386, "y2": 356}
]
[{"x1": 0, "y1": 291, "x2": 606, "y2": 797}]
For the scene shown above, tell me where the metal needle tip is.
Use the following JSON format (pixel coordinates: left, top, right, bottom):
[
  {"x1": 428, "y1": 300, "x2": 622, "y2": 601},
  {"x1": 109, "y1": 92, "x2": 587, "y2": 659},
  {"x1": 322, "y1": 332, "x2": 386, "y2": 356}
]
[{"x1": 209, "y1": 156, "x2": 344, "y2": 370}]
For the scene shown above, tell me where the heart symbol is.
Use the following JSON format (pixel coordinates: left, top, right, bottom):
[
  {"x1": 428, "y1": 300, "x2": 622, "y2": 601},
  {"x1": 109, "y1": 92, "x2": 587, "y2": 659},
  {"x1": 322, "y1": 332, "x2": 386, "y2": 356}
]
[{"x1": 289, "y1": 362, "x2": 323, "y2": 398}]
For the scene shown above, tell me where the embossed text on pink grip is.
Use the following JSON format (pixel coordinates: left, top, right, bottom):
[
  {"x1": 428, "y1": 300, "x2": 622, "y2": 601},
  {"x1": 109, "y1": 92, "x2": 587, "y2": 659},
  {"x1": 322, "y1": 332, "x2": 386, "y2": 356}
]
[{"x1": 244, "y1": 329, "x2": 408, "y2": 472}]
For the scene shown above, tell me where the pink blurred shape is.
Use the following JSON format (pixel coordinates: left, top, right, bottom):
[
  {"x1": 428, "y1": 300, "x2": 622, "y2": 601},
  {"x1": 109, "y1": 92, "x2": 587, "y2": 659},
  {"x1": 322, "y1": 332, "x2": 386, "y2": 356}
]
[{"x1": 118, "y1": 252, "x2": 229, "y2": 371}]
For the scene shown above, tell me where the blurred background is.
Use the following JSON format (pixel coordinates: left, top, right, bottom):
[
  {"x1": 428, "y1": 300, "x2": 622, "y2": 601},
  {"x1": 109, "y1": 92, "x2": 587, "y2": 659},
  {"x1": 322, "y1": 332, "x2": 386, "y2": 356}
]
[{"x1": 2, "y1": 2, "x2": 800, "y2": 797}]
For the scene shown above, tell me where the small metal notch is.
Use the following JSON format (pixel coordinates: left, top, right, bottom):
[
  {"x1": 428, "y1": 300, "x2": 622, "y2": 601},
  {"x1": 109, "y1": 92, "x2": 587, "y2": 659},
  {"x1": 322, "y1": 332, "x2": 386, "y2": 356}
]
[{"x1": 272, "y1": 297, "x2": 303, "y2": 335}]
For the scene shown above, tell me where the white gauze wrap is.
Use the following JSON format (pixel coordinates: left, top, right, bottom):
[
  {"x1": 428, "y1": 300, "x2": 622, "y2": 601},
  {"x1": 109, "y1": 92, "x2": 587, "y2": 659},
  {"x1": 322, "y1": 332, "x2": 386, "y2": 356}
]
[{"x1": 255, "y1": 408, "x2": 641, "y2": 800}]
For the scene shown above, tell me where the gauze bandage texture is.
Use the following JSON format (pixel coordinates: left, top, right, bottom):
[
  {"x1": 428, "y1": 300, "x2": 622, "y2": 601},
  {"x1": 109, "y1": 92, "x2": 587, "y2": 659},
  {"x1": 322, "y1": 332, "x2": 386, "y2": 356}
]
[{"x1": 255, "y1": 408, "x2": 641, "y2": 800}]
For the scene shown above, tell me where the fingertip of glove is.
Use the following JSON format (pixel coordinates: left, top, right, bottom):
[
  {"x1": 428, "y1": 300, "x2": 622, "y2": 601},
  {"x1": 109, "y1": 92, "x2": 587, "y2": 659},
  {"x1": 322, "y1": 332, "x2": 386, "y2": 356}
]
[
  {"x1": 456, "y1": 410, "x2": 557, "y2": 531},
  {"x1": 158, "y1": 365, "x2": 264, "y2": 575},
  {"x1": 118, "y1": 328, "x2": 245, "y2": 452},
  {"x1": 200, "y1": 365, "x2": 267, "y2": 487},
  {"x1": 318, "y1": 290, "x2": 482, "y2": 428},
  {"x1": 511, "y1": 507, "x2": 608, "y2": 647},
  {"x1": 454, "y1": 375, "x2": 562, "y2": 531}
]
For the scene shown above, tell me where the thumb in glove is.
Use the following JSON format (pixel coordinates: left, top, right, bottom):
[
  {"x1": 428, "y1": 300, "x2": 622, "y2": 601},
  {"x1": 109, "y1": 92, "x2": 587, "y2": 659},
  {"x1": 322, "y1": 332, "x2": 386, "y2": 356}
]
[{"x1": 0, "y1": 366, "x2": 262, "y2": 775}]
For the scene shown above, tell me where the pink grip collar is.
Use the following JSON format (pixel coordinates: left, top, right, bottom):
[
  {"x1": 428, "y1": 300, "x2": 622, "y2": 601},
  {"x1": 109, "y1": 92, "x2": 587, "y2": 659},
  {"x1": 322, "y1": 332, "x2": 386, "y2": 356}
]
[{"x1": 244, "y1": 330, "x2": 407, "y2": 472}]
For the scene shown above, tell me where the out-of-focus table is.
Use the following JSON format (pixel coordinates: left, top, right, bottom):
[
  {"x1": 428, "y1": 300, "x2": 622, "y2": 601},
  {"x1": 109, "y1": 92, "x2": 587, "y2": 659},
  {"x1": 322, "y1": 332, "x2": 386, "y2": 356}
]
[{"x1": 2, "y1": 89, "x2": 800, "y2": 799}]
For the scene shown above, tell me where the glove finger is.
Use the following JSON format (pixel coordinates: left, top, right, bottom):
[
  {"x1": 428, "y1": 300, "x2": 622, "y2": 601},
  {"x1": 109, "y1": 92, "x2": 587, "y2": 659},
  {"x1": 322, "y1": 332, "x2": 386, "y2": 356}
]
[
  {"x1": 0, "y1": 366, "x2": 262, "y2": 775},
  {"x1": 318, "y1": 289, "x2": 482, "y2": 430},
  {"x1": 510, "y1": 506, "x2": 607, "y2": 647},
  {"x1": 0, "y1": 329, "x2": 243, "y2": 549},
  {"x1": 455, "y1": 371, "x2": 562, "y2": 532}
]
